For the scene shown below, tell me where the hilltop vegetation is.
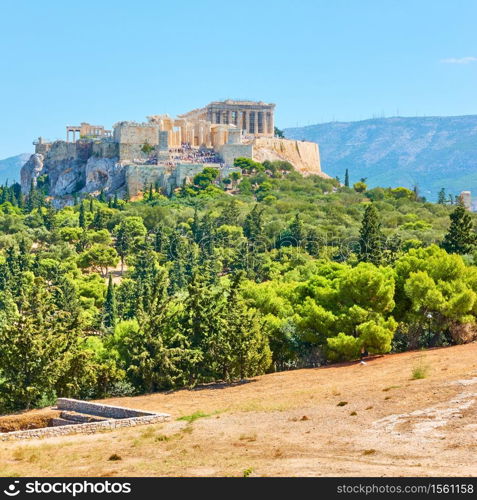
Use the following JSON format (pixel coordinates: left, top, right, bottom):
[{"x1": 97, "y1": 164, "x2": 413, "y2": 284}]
[{"x1": 0, "y1": 159, "x2": 476, "y2": 414}]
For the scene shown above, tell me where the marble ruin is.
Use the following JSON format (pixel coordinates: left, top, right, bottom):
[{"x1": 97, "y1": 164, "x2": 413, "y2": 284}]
[{"x1": 21, "y1": 100, "x2": 326, "y2": 202}]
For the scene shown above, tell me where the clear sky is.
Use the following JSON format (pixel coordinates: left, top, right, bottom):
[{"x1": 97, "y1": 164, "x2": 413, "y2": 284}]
[{"x1": 1, "y1": 0, "x2": 476, "y2": 158}]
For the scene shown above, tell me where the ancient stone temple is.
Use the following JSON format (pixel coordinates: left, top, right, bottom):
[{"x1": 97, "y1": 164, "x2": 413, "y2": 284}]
[
  {"x1": 66, "y1": 122, "x2": 112, "y2": 142},
  {"x1": 179, "y1": 100, "x2": 275, "y2": 137}
]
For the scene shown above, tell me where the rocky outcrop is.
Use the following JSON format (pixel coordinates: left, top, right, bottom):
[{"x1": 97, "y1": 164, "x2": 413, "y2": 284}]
[
  {"x1": 252, "y1": 137, "x2": 328, "y2": 178},
  {"x1": 20, "y1": 153, "x2": 45, "y2": 193},
  {"x1": 85, "y1": 157, "x2": 126, "y2": 194},
  {"x1": 20, "y1": 140, "x2": 125, "y2": 199}
]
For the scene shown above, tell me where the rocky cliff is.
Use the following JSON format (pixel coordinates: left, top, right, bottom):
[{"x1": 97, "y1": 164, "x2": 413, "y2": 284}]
[
  {"x1": 252, "y1": 138, "x2": 328, "y2": 178},
  {"x1": 21, "y1": 141, "x2": 125, "y2": 199}
]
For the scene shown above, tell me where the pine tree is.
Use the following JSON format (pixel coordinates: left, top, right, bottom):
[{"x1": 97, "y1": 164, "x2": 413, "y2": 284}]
[
  {"x1": 124, "y1": 272, "x2": 201, "y2": 392},
  {"x1": 358, "y1": 204, "x2": 384, "y2": 265},
  {"x1": 217, "y1": 199, "x2": 241, "y2": 226},
  {"x1": 0, "y1": 279, "x2": 79, "y2": 410},
  {"x1": 344, "y1": 169, "x2": 350, "y2": 188},
  {"x1": 103, "y1": 274, "x2": 117, "y2": 329},
  {"x1": 442, "y1": 205, "x2": 476, "y2": 254},
  {"x1": 99, "y1": 189, "x2": 106, "y2": 203}
]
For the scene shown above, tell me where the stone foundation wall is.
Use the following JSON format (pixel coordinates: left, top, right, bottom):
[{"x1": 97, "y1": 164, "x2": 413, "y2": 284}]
[
  {"x1": 56, "y1": 398, "x2": 154, "y2": 418},
  {"x1": 0, "y1": 414, "x2": 169, "y2": 441},
  {"x1": 0, "y1": 399, "x2": 170, "y2": 442}
]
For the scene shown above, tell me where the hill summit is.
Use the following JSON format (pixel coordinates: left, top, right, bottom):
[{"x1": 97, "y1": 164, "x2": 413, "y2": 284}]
[{"x1": 285, "y1": 115, "x2": 477, "y2": 201}]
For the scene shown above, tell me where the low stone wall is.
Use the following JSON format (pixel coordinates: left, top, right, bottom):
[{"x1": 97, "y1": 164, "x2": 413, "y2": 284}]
[
  {"x1": 0, "y1": 399, "x2": 170, "y2": 442},
  {"x1": 55, "y1": 398, "x2": 157, "y2": 418}
]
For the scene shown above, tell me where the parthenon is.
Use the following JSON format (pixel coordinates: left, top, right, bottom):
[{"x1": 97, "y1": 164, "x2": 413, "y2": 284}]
[{"x1": 179, "y1": 100, "x2": 275, "y2": 136}]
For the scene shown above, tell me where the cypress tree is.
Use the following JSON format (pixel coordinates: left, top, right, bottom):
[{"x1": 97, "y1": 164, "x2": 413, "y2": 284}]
[
  {"x1": 103, "y1": 274, "x2": 117, "y2": 329},
  {"x1": 344, "y1": 169, "x2": 350, "y2": 188},
  {"x1": 113, "y1": 193, "x2": 119, "y2": 209},
  {"x1": 289, "y1": 213, "x2": 305, "y2": 247},
  {"x1": 89, "y1": 197, "x2": 94, "y2": 212},
  {"x1": 442, "y1": 205, "x2": 476, "y2": 254},
  {"x1": 437, "y1": 188, "x2": 447, "y2": 205},
  {"x1": 92, "y1": 208, "x2": 104, "y2": 230},
  {"x1": 358, "y1": 203, "x2": 384, "y2": 266},
  {"x1": 78, "y1": 202, "x2": 86, "y2": 229}
]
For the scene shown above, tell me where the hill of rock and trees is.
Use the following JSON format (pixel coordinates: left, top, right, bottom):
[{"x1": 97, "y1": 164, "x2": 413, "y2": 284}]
[
  {"x1": 284, "y1": 115, "x2": 477, "y2": 200},
  {"x1": 0, "y1": 158, "x2": 477, "y2": 414}
]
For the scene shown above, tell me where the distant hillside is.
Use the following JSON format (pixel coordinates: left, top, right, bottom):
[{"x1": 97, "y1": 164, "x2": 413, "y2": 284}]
[
  {"x1": 284, "y1": 115, "x2": 477, "y2": 200},
  {"x1": 0, "y1": 153, "x2": 31, "y2": 185}
]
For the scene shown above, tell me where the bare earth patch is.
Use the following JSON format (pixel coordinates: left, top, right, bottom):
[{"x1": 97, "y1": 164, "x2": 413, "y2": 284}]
[{"x1": 0, "y1": 343, "x2": 476, "y2": 477}]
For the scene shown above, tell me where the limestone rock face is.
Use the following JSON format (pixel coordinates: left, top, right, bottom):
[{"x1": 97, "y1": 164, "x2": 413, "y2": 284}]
[
  {"x1": 20, "y1": 141, "x2": 125, "y2": 199},
  {"x1": 20, "y1": 153, "x2": 45, "y2": 193},
  {"x1": 85, "y1": 157, "x2": 126, "y2": 194},
  {"x1": 252, "y1": 137, "x2": 328, "y2": 178}
]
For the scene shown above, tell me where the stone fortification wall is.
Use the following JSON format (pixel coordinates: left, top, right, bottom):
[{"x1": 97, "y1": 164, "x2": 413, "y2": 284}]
[
  {"x1": 252, "y1": 137, "x2": 327, "y2": 177},
  {"x1": 125, "y1": 163, "x2": 210, "y2": 197},
  {"x1": 92, "y1": 140, "x2": 119, "y2": 159},
  {"x1": 114, "y1": 122, "x2": 158, "y2": 146},
  {"x1": 125, "y1": 165, "x2": 169, "y2": 196},
  {"x1": 216, "y1": 143, "x2": 253, "y2": 166}
]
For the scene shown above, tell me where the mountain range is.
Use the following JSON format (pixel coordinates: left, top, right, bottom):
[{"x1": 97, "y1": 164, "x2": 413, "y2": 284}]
[
  {"x1": 284, "y1": 115, "x2": 477, "y2": 201},
  {"x1": 0, "y1": 153, "x2": 31, "y2": 186}
]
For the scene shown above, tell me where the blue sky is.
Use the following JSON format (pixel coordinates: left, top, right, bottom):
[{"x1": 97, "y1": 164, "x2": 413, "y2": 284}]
[{"x1": 1, "y1": 0, "x2": 476, "y2": 158}]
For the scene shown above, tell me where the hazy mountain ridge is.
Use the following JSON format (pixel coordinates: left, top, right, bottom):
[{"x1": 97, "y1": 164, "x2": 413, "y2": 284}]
[
  {"x1": 0, "y1": 153, "x2": 31, "y2": 185},
  {"x1": 284, "y1": 115, "x2": 477, "y2": 199}
]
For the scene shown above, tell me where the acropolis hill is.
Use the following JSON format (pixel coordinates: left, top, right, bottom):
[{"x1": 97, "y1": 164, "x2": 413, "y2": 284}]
[{"x1": 21, "y1": 100, "x2": 327, "y2": 201}]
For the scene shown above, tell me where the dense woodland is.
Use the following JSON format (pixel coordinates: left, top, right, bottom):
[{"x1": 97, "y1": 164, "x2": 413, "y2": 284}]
[{"x1": 0, "y1": 158, "x2": 476, "y2": 413}]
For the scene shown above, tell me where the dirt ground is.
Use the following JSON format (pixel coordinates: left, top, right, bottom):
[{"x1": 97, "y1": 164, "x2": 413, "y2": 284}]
[
  {"x1": 0, "y1": 343, "x2": 476, "y2": 477},
  {"x1": 0, "y1": 409, "x2": 59, "y2": 433}
]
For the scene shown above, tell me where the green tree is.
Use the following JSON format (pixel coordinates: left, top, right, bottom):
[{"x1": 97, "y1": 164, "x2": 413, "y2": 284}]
[
  {"x1": 344, "y1": 169, "x2": 349, "y2": 188},
  {"x1": 103, "y1": 274, "x2": 117, "y2": 329},
  {"x1": 79, "y1": 202, "x2": 86, "y2": 229},
  {"x1": 442, "y1": 205, "x2": 476, "y2": 255},
  {"x1": 438, "y1": 188, "x2": 447, "y2": 204},
  {"x1": 0, "y1": 279, "x2": 81, "y2": 410},
  {"x1": 358, "y1": 204, "x2": 384, "y2": 266}
]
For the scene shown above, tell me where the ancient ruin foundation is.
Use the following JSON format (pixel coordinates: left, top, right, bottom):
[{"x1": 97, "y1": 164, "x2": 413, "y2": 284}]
[{"x1": 0, "y1": 399, "x2": 170, "y2": 441}]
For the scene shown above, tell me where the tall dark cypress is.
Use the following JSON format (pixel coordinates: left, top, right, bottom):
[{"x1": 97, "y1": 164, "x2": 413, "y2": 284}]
[
  {"x1": 344, "y1": 169, "x2": 350, "y2": 188},
  {"x1": 103, "y1": 274, "x2": 117, "y2": 329},
  {"x1": 78, "y1": 202, "x2": 86, "y2": 229},
  {"x1": 358, "y1": 203, "x2": 384, "y2": 266}
]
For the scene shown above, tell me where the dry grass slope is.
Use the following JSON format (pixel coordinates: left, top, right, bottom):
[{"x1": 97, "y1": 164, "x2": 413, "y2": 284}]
[{"x1": 1, "y1": 343, "x2": 476, "y2": 477}]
